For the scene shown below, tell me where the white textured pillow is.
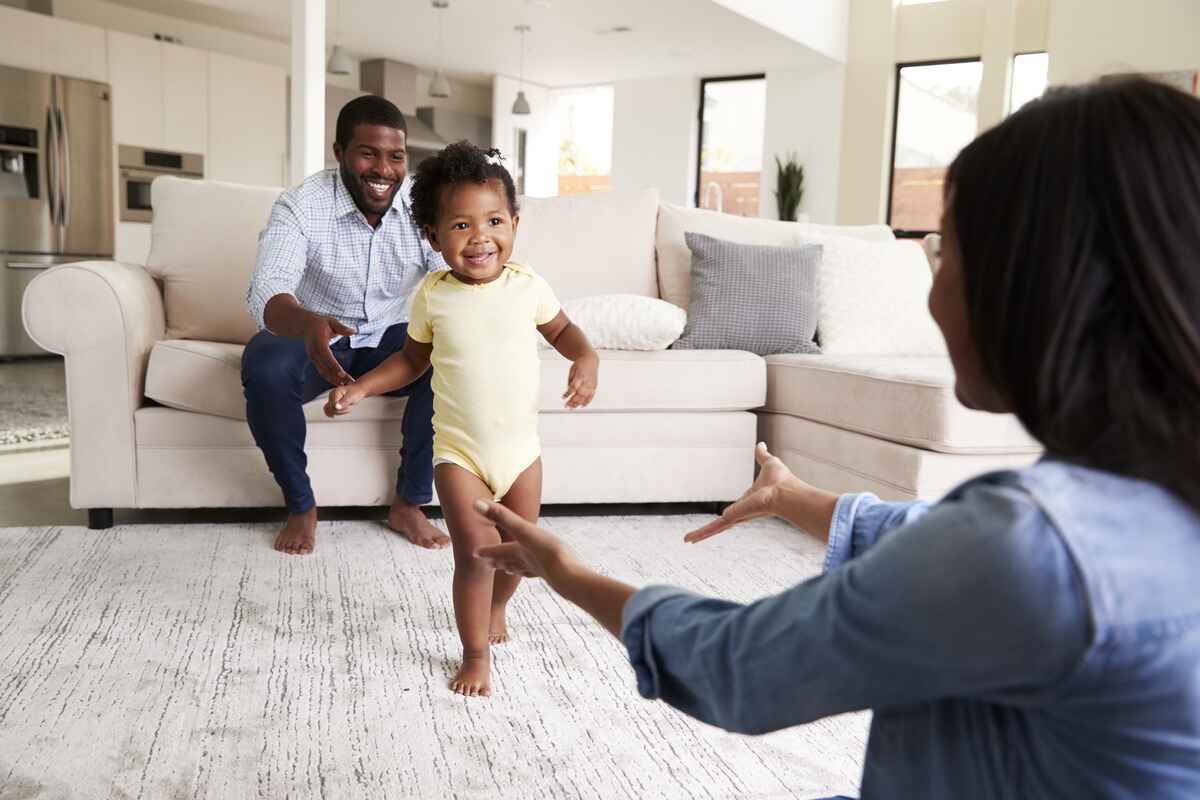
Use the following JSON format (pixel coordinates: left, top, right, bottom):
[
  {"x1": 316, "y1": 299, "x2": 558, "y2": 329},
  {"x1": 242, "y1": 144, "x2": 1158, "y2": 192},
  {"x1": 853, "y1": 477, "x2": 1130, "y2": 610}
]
[
  {"x1": 538, "y1": 294, "x2": 686, "y2": 351},
  {"x1": 655, "y1": 203, "x2": 896, "y2": 309},
  {"x1": 797, "y1": 234, "x2": 947, "y2": 356}
]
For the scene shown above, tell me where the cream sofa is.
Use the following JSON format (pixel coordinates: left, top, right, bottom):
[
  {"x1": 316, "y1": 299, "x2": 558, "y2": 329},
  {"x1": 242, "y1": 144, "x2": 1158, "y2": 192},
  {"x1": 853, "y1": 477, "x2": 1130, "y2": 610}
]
[{"x1": 23, "y1": 176, "x2": 1039, "y2": 529}]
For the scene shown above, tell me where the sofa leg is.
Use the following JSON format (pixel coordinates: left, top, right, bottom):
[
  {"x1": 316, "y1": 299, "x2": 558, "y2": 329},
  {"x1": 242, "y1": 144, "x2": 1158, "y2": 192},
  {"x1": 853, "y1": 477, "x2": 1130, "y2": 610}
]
[{"x1": 87, "y1": 508, "x2": 114, "y2": 530}]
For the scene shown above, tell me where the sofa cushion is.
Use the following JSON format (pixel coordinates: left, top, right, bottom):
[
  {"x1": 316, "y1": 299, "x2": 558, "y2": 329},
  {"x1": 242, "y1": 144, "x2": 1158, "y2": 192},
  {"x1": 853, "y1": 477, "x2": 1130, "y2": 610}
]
[
  {"x1": 145, "y1": 339, "x2": 766, "y2": 421},
  {"x1": 764, "y1": 354, "x2": 1042, "y2": 453},
  {"x1": 655, "y1": 203, "x2": 895, "y2": 309},
  {"x1": 144, "y1": 339, "x2": 408, "y2": 422},
  {"x1": 144, "y1": 176, "x2": 283, "y2": 345},
  {"x1": 513, "y1": 188, "x2": 660, "y2": 302},
  {"x1": 673, "y1": 233, "x2": 821, "y2": 356},
  {"x1": 799, "y1": 234, "x2": 946, "y2": 356}
]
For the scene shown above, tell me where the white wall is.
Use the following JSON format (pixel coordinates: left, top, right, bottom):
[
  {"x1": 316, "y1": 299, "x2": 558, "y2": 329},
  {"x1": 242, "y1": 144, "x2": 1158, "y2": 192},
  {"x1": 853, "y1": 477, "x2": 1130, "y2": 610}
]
[
  {"x1": 836, "y1": 0, "x2": 1052, "y2": 224},
  {"x1": 610, "y1": 76, "x2": 699, "y2": 207},
  {"x1": 491, "y1": 75, "x2": 557, "y2": 198},
  {"x1": 837, "y1": 0, "x2": 896, "y2": 225},
  {"x1": 1046, "y1": 0, "x2": 1200, "y2": 85},
  {"x1": 711, "y1": 0, "x2": 850, "y2": 63},
  {"x1": 416, "y1": 72, "x2": 492, "y2": 118},
  {"x1": 759, "y1": 65, "x2": 846, "y2": 223}
]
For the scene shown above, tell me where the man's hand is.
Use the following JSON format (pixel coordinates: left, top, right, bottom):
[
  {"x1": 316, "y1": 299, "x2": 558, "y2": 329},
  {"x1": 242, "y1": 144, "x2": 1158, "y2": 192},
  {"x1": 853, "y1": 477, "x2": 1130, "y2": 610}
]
[
  {"x1": 683, "y1": 443, "x2": 799, "y2": 543},
  {"x1": 305, "y1": 316, "x2": 356, "y2": 386},
  {"x1": 324, "y1": 384, "x2": 367, "y2": 417},
  {"x1": 473, "y1": 500, "x2": 581, "y2": 583},
  {"x1": 564, "y1": 352, "x2": 598, "y2": 408}
]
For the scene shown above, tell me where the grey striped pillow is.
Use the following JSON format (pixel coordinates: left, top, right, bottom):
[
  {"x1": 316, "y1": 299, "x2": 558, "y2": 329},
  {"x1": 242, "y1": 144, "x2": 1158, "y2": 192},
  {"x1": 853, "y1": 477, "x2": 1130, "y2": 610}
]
[{"x1": 672, "y1": 232, "x2": 822, "y2": 356}]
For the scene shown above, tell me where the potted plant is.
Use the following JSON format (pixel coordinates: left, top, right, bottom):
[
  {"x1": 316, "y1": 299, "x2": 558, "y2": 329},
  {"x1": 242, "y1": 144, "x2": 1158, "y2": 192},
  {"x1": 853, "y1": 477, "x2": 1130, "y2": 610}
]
[{"x1": 775, "y1": 153, "x2": 805, "y2": 222}]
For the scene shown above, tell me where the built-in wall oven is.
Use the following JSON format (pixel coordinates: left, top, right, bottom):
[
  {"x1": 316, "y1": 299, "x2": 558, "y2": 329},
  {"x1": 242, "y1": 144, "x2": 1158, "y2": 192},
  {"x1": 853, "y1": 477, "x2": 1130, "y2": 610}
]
[{"x1": 118, "y1": 145, "x2": 203, "y2": 223}]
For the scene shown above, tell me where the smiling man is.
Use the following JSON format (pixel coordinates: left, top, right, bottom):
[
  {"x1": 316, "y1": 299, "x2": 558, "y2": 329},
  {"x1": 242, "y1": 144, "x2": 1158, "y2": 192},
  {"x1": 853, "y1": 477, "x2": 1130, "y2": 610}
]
[{"x1": 243, "y1": 95, "x2": 450, "y2": 556}]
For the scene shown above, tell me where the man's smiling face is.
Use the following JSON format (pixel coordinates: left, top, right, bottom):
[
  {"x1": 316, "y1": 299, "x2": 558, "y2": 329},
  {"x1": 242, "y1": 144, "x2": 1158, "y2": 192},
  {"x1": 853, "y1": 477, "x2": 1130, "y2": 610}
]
[{"x1": 334, "y1": 123, "x2": 407, "y2": 226}]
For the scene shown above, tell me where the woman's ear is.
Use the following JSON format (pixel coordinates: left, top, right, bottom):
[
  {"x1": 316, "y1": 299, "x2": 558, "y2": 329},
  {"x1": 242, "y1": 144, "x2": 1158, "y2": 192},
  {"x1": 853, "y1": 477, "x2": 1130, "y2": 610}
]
[
  {"x1": 511, "y1": 214, "x2": 520, "y2": 235},
  {"x1": 424, "y1": 225, "x2": 442, "y2": 251}
]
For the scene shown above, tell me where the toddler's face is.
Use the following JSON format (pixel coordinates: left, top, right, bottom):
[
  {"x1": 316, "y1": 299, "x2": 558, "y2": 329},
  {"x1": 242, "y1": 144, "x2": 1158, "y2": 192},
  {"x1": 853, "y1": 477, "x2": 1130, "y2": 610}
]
[{"x1": 427, "y1": 180, "x2": 518, "y2": 284}]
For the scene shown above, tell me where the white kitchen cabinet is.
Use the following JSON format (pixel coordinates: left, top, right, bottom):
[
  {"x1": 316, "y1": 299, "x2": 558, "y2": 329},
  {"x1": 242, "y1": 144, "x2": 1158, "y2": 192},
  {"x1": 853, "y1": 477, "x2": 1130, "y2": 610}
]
[
  {"x1": 0, "y1": 5, "x2": 107, "y2": 83},
  {"x1": 162, "y1": 44, "x2": 208, "y2": 156},
  {"x1": 107, "y1": 32, "x2": 208, "y2": 155},
  {"x1": 107, "y1": 30, "x2": 162, "y2": 149},
  {"x1": 208, "y1": 52, "x2": 287, "y2": 188}
]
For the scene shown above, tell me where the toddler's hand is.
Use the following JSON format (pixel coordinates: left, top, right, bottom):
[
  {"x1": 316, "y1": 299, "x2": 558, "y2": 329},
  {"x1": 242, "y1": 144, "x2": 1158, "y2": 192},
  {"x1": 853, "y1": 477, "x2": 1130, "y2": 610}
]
[
  {"x1": 564, "y1": 353, "x2": 598, "y2": 408},
  {"x1": 324, "y1": 384, "x2": 364, "y2": 417}
]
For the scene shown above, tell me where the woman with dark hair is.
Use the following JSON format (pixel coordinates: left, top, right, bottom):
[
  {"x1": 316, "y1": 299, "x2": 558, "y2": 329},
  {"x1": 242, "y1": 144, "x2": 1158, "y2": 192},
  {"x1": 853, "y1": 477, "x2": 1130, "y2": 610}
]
[{"x1": 472, "y1": 78, "x2": 1200, "y2": 799}]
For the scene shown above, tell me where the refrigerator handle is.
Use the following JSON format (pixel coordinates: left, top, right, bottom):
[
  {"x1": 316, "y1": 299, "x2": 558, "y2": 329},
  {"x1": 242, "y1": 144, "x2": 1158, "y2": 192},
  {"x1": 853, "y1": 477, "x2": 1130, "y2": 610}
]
[
  {"x1": 57, "y1": 103, "x2": 70, "y2": 229},
  {"x1": 45, "y1": 104, "x2": 59, "y2": 226}
]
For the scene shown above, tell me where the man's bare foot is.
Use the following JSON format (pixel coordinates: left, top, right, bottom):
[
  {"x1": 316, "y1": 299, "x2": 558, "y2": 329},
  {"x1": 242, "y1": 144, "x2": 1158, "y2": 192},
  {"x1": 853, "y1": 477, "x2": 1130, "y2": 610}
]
[
  {"x1": 387, "y1": 499, "x2": 450, "y2": 549},
  {"x1": 274, "y1": 508, "x2": 317, "y2": 555},
  {"x1": 449, "y1": 653, "x2": 491, "y2": 697},
  {"x1": 489, "y1": 605, "x2": 509, "y2": 645}
]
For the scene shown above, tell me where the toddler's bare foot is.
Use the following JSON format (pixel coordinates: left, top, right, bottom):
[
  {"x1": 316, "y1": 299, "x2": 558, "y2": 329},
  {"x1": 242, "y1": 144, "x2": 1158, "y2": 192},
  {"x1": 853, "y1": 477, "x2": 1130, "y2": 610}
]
[
  {"x1": 274, "y1": 508, "x2": 317, "y2": 555},
  {"x1": 449, "y1": 653, "x2": 491, "y2": 697},
  {"x1": 387, "y1": 499, "x2": 450, "y2": 549},
  {"x1": 489, "y1": 605, "x2": 509, "y2": 645}
]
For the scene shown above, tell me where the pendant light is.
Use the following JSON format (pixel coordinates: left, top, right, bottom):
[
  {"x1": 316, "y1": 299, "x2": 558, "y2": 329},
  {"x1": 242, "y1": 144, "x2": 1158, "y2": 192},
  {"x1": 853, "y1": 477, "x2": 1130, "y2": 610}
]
[
  {"x1": 429, "y1": 0, "x2": 452, "y2": 98},
  {"x1": 327, "y1": 0, "x2": 352, "y2": 75},
  {"x1": 512, "y1": 24, "x2": 532, "y2": 115}
]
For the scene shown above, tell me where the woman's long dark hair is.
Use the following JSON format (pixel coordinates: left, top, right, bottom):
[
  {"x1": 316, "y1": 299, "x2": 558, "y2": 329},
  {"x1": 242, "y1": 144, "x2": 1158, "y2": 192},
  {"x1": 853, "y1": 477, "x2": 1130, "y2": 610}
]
[{"x1": 948, "y1": 78, "x2": 1200, "y2": 508}]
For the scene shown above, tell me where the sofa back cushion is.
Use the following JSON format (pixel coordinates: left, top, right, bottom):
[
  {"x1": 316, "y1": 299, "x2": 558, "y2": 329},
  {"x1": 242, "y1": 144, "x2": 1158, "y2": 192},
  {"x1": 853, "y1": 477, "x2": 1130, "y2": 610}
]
[
  {"x1": 145, "y1": 176, "x2": 282, "y2": 344},
  {"x1": 512, "y1": 188, "x2": 660, "y2": 301},
  {"x1": 800, "y1": 234, "x2": 946, "y2": 356},
  {"x1": 655, "y1": 203, "x2": 895, "y2": 309}
]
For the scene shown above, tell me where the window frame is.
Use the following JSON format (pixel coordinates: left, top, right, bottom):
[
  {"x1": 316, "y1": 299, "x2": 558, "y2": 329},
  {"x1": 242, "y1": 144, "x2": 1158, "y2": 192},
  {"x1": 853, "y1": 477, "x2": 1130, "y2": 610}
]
[
  {"x1": 886, "y1": 56, "x2": 982, "y2": 238},
  {"x1": 1010, "y1": 50, "x2": 1049, "y2": 115},
  {"x1": 693, "y1": 73, "x2": 766, "y2": 208}
]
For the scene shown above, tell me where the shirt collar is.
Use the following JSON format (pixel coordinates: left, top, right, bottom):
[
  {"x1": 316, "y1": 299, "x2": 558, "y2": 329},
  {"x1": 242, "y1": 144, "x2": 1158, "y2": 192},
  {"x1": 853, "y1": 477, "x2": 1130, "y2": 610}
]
[{"x1": 332, "y1": 168, "x2": 408, "y2": 220}]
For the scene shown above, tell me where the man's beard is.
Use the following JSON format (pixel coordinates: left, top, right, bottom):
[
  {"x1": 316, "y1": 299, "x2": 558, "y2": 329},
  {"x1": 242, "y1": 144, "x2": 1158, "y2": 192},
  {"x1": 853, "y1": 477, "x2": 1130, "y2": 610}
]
[{"x1": 340, "y1": 163, "x2": 398, "y2": 216}]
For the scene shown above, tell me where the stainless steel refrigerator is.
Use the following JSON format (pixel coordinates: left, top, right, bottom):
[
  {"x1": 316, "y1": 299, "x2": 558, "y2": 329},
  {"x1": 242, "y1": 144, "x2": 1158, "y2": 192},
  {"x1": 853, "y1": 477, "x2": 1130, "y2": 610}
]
[{"x1": 0, "y1": 64, "x2": 113, "y2": 357}]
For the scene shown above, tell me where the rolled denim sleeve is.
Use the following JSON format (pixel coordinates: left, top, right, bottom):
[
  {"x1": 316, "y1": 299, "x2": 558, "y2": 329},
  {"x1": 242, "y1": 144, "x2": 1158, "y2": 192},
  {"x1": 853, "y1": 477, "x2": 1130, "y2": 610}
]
[
  {"x1": 247, "y1": 193, "x2": 307, "y2": 330},
  {"x1": 620, "y1": 476, "x2": 1090, "y2": 736},
  {"x1": 823, "y1": 493, "x2": 933, "y2": 572}
]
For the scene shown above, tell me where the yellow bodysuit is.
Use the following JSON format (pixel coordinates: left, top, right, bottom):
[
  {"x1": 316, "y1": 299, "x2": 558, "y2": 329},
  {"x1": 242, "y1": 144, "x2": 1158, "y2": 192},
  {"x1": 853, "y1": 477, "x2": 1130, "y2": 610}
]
[{"x1": 407, "y1": 261, "x2": 561, "y2": 499}]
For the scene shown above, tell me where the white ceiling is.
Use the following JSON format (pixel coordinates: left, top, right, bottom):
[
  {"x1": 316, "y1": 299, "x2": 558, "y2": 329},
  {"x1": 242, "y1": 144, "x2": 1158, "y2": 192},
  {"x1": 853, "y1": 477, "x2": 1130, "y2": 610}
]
[{"x1": 104, "y1": 0, "x2": 837, "y2": 87}]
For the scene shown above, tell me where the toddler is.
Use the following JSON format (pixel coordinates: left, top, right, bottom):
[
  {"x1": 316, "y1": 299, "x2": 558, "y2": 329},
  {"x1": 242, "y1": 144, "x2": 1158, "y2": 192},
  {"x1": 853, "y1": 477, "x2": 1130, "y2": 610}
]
[{"x1": 325, "y1": 141, "x2": 599, "y2": 697}]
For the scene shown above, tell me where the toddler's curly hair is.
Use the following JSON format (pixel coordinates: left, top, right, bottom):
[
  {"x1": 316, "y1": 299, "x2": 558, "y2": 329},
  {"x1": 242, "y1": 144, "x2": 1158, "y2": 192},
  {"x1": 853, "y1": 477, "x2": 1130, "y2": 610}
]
[{"x1": 410, "y1": 140, "x2": 519, "y2": 233}]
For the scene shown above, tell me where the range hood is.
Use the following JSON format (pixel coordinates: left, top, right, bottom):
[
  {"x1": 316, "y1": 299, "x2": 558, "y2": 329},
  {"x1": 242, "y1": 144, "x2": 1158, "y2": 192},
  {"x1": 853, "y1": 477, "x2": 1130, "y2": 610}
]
[{"x1": 360, "y1": 59, "x2": 446, "y2": 151}]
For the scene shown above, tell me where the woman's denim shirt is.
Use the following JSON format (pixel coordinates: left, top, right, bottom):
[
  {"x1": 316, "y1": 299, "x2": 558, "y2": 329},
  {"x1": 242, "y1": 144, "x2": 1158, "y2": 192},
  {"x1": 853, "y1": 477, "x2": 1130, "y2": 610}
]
[{"x1": 622, "y1": 459, "x2": 1200, "y2": 799}]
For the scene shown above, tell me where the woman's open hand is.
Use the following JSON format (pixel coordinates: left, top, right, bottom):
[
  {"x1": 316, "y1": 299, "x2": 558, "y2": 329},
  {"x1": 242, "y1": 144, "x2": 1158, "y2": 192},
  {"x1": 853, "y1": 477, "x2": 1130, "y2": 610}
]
[
  {"x1": 684, "y1": 442, "x2": 799, "y2": 543},
  {"x1": 473, "y1": 500, "x2": 582, "y2": 581}
]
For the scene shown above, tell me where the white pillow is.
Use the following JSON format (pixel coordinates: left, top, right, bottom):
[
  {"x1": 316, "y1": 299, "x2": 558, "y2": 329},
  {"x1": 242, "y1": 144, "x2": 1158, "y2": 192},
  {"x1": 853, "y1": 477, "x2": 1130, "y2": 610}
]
[
  {"x1": 796, "y1": 234, "x2": 947, "y2": 356},
  {"x1": 538, "y1": 294, "x2": 686, "y2": 351},
  {"x1": 655, "y1": 203, "x2": 897, "y2": 310}
]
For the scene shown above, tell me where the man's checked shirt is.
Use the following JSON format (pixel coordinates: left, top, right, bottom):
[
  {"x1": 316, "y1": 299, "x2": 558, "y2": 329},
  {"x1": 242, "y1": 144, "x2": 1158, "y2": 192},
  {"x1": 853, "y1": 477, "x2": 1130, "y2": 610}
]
[{"x1": 247, "y1": 169, "x2": 446, "y2": 348}]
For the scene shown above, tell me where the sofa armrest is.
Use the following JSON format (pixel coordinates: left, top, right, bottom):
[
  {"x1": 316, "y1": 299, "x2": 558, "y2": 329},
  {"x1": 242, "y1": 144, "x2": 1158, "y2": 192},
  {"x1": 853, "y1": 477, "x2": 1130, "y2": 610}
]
[{"x1": 22, "y1": 260, "x2": 166, "y2": 509}]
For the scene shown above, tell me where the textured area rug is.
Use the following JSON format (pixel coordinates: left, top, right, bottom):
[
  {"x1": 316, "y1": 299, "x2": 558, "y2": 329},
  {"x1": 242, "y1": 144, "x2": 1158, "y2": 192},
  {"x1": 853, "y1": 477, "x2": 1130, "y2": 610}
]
[
  {"x1": 0, "y1": 366, "x2": 69, "y2": 447},
  {"x1": 0, "y1": 517, "x2": 867, "y2": 799}
]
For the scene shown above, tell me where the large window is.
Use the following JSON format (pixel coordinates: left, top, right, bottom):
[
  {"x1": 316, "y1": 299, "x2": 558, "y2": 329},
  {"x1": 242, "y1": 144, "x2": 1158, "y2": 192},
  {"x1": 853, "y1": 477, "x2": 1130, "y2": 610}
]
[
  {"x1": 555, "y1": 86, "x2": 614, "y2": 196},
  {"x1": 888, "y1": 59, "x2": 983, "y2": 234},
  {"x1": 695, "y1": 75, "x2": 766, "y2": 217},
  {"x1": 1011, "y1": 51, "x2": 1049, "y2": 114}
]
